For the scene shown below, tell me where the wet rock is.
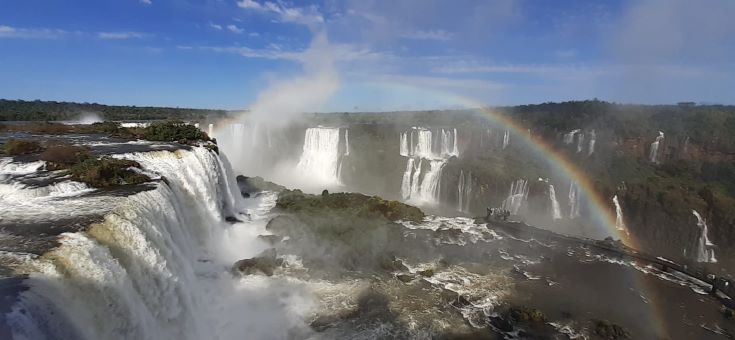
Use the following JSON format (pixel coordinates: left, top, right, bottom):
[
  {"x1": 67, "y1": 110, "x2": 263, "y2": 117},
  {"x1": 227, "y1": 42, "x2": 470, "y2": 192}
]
[
  {"x1": 379, "y1": 255, "x2": 410, "y2": 272},
  {"x1": 396, "y1": 274, "x2": 414, "y2": 283},
  {"x1": 232, "y1": 248, "x2": 279, "y2": 276},
  {"x1": 417, "y1": 269, "x2": 434, "y2": 277},
  {"x1": 236, "y1": 175, "x2": 285, "y2": 197},
  {"x1": 722, "y1": 306, "x2": 735, "y2": 319},
  {"x1": 508, "y1": 306, "x2": 547, "y2": 323},
  {"x1": 257, "y1": 234, "x2": 283, "y2": 245},
  {"x1": 489, "y1": 316, "x2": 514, "y2": 332},
  {"x1": 592, "y1": 319, "x2": 629, "y2": 339},
  {"x1": 225, "y1": 216, "x2": 243, "y2": 223}
]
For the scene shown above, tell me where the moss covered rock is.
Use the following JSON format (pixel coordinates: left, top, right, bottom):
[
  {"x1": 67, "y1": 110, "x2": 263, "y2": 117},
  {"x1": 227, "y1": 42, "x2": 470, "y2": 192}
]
[
  {"x1": 2, "y1": 139, "x2": 43, "y2": 156},
  {"x1": 68, "y1": 157, "x2": 151, "y2": 188}
]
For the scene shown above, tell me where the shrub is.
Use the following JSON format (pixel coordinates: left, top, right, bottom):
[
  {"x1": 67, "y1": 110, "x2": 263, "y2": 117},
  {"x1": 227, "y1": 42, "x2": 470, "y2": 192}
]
[
  {"x1": 2, "y1": 139, "x2": 43, "y2": 155},
  {"x1": 142, "y1": 121, "x2": 209, "y2": 142},
  {"x1": 69, "y1": 157, "x2": 151, "y2": 188},
  {"x1": 40, "y1": 144, "x2": 91, "y2": 168}
]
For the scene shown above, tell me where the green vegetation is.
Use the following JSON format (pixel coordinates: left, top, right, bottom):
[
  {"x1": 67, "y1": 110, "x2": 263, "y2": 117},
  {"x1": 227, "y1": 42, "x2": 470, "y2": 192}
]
[
  {"x1": 2, "y1": 139, "x2": 42, "y2": 155},
  {"x1": 141, "y1": 121, "x2": 210, "y2": 142},
  {"x1": 68, "y1": 157, "x2": 151, "y2": 188},
  {"x1": 0, "y1": 99, "x2": 229, "y2": 121},
  {"x1": 276, "y1": 189, "x2": 424, "y2": 223}
]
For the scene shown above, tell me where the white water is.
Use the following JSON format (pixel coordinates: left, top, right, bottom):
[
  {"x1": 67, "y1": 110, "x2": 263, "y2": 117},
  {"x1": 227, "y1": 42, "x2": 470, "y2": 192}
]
[
  {"x1": 692, "y1": 210, "x2": 717, "y2": 263},
  {"x1": 296, "y1": 127, "x2": 344, "y2": 187},
  {"x1": 502, "y1": 130, "x2": 510, "y2": 150},
  {"x1": 568, "y1": 181, "x2": 580, "y2": 219},
  {"x1": 612, "y1": 195, "x2": 628, "y2": 235},
  {"x1": 576, "y1": 133, "x2": 585, "y2": 153},
  {"x1": 649, "y1": 131, "x2": 664, "y2": 163},
  {"x1": 588, "y1": 129, "x2": 596, "y2": 156},
  {"x1": 5, "y1": 147, "x2": 316, "y2": 340},
  {"x1": 457, "y1": 170, "x2": 472, "y2": 213},
  {"x1": 208, "y1": 123, "x2": 214, "y2": 138},
  {"x1": 343, "y1": 129, "x2": 350, "y2": 156},
  {"x1": 501, "y1": 179, "x2": 529, "y2": 215},
  {"x1": 399, "y1": 127, "x2": 458, "y2": 205},
  {"x1": 563, "y1": 129, "x2": 580, "y2": 144},
  {"x1": 549, "y1": 184, "x2": 562, "y2": 220}
]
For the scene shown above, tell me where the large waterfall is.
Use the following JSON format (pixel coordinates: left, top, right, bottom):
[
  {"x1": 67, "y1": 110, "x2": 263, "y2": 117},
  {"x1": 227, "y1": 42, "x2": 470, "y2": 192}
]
[
  {"x1": 649, "y1": 131, "x2": 664, "y2": 163},
  {"x1": 692, "y1": 210, "x2": 717, "y2": 263},
  {"x1": 3, "y1": 147, "x2": 313, "y2": 340},
  {"x1": 399, "y1": 127, "x2": 458, "y2": 205},
  {"x1": 549, "y1": 184, "x2": 562, "y2": 220},
  {"x1": 296, "y1": 127, "x2": 345, "y2": 186},
  {"x1": 501, "y1": 179, "x2": 529, "y2": 215},
  {"x1": 568, "y1": 181, "x2": 580, "y2": 219},
  {"x1": 612, "y1": 195, "x2": 628, "y2": 234},
  {"x1": 457, "y1": 170, "x2": 472, "y2": 213}
]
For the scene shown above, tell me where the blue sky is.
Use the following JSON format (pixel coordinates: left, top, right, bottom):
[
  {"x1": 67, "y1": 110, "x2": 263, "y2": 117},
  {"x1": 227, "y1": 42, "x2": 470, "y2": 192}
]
[{"x1": 0, "y1": 0, "x2": 733, "y2": 111}]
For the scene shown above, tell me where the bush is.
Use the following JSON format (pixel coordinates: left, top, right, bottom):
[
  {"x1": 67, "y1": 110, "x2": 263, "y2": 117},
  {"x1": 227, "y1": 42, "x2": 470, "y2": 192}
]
[
  {"x1": 40, "y1": 144, "x2": 91, "y2": 168},
  {"x1": 2, "y1": 139, "x2": 43, "y2": 155},
  {"x1": 69, "y1": 157, "x2": 151, "y2": 188},
  {"x1": 142, "y1": 121, "x2": 209, "y2": 142}
]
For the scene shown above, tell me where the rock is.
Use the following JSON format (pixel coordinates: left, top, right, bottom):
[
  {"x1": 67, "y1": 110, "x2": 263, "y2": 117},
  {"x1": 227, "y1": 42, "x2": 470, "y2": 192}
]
[
  {"x1": 722, "y1": 306, "x2": 734, "y2": 319},
  {"x1": 508, "y1": 306, "x2": 547, "y2": 323},
  {"x1": 225, "y1": 216, "x2": 243, "y2": 223},
  {"x1": 489, "y1": 316, "x2": 514, "y2": 333},
  {"x1": 396, "y1": 274, "x2": 414, "y2": 283},
  {"x1": 257, "y1": 234, "x2": 283, "y2": 245},
  {"x1": 592, "y1": 319, "x2": 629, "y2": 339},
  {"x1": 236, "y1": 175, "x2": 285, "y2": 197},
  {"x1": 322, "y1": 189, "x2": 329, "y2": 196},
  {"x1": 378, "y1": 255, "x2": 409, "y2": 272},
  {"x1": 232, "y1": 248, "x2": 279, "y2": 276},
  {"x1": 417, "y1": 269, "x2": 434, "y2": 277}
]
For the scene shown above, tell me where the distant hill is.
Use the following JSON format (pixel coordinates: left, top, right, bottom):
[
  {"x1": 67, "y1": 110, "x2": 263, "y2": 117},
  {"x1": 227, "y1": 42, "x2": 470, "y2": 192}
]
[{"x1": 0, "y1": 99, "x2": 233, "y2": 121}]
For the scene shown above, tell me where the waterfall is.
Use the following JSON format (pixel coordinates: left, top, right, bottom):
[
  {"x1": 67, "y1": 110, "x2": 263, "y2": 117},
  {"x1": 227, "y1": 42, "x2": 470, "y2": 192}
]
[
  {"x1": 457, "y1": 170, "x2": 472, "y2": 213},
  {"x1": 296, "y1": 127, "x2": 344, "y2": 186},
  {"x1": 501, "y1": 179, "x2": 529, "y2": 215},
  {"x1": 568, "y1": 181, "x2": 580, "y2": 219},
  {"x1": 649, "y1": 131, "x2": 664, "y2": 163},
  {"x1": 576, "y1": 133, "x2": 585, "y2": 153},
  {"x1": 208, "y1": 123, "x2": 214, "y2": 138},
  {"x1": 502, "y1": 130, "x2": 510, "y2": 150},
  {"x1": 399, "y1": 127, "x2": 458, "y2": 205},
  {"x1": 563, "y1": 129, "x2": 580, "y2": 144},
  {"x1": 612, "y1": 195, "x2": 628, "y2": 235},
  {"x1": 4, "y1": 147, "x2": 312, "y2": 340},
  {"x1": 588, "y1": 129, "x2": 596, "y2": 156},
  {"x1": 549, "y1": 184, "x2": 562, "y2": 220},
  {"x1": 692, "y1": 210, "x2": 717, "y2": 263},
  {"x1": 343, "y1": 129, "x2": 350, "y2": 156}
]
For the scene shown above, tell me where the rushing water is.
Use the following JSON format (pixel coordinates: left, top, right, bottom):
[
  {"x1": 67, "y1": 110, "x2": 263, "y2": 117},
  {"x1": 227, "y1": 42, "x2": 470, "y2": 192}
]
[
  {"x1": 296, "y1": 127, "x2": 345, "y2": 186},
  {"x1": 501, "y1": 179, "x2": 529, "y2": 215},
  {"x1": 549, "y1": 184, "x2": 562, "y2": 220},
  {"x1": 649, "y1": 131, "x2": 665, "y2": 163},
  {"x1": 692, "y1": 210, "x2": 717, "y2": 263},
  {"x1": 399, "y1": 127, "x2": 458, "y2": 205}
]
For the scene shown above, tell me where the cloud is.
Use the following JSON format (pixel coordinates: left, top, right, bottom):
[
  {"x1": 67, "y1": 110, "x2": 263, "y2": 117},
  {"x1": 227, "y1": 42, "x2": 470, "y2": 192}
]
[
  {"x1": 209, "y1": 22, "x2": 223, "y2": 30},
  {"x1": 399, "y1": 29, "x2": 453, "y2": 41},
  {"x1": 180, "y1": 42, "x2": 386, "y2": 63},
  {"x1": 227, "y1": 24, "x2": 244, "y2": 34},
  {"x1": 237, "y1": 0, "x2": 323, "y2": 27},
  {"x1": 97, "y1": 31, "x2": 148, "y2": 40},
  {"x1": 0, "y1": 25, "x2": 68, "y2": 39},
  {"x1": 140, "y1": 0, "x2": 152, "y2": 4}
]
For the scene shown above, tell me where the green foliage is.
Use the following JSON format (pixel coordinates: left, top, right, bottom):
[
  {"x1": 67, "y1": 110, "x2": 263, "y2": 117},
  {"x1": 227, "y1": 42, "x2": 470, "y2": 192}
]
[
  {"x1": 40, "y1": 144, "x2": 91, "y2": 166},
  {"x1": 68, "y1": 157, "x2": 151, "y2": 188},
  {"x1": 0, "y1": 99, "x2": 228, "y2": 121},
  {"x1": 2, "y1": 139, "x2": 42, "y2": 155},
  {"x1": 142, "y1": 121, "x2": 210, "y2": 142}
]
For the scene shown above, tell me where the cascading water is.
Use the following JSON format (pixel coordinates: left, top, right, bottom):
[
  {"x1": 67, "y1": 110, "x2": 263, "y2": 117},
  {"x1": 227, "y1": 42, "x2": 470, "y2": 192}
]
[
  {"x1": 649, "y1": 131, "x2": 664, "y2": 163},
  {"x1": 296, "y1": 127, "x2": 345, "y2": 186},
  {"x1": 563, "y1": 129, "x2": 580, "y2": 144},
  {"x1": 399, "y1": 127, "x2": 458, "y2": 205},
  {"x1": 588, "y1": 129, "x2": 596, "y2": 156},
  {"x1": 501, "y1": 179, "x2": 529, "y2": 215},
  {"x1": 576, "y1": 133, "x2": 585, "y2": 153},
  {"x1": 343, "y1": 129, "x2": 350, "y2": 156},
  {"x1": 457, "y1": 170, "x2": 472, "y2": 213},
  {"x1": 568, "y1": 181, "x2": 580, "y2": 219},
  {"x1": 612, "y1": 195, "x2": 628, "y2": 235},
  {"x1": 502, "y1": 130, "x2": 510, "y2": 150},
  {"x1": 692, "y1": 210, "x2": 717, "y2": 263},
  {"x1": 4, "y1": 147, "x2": 314, "y2": 340},
  {"x1": 549, "y1": 184, "x2": 562, "y2": 220}
]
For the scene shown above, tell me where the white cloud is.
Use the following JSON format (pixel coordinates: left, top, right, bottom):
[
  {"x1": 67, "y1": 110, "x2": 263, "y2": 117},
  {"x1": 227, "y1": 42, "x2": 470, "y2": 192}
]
[
  {"x1": 97, "y1": 31, "x2": 147, "y2": 40},
  {"x1": 227, "y1": 24, "x2": 244, "y2": 34},
  {"x1": 209, "y1": 22, "x2": 223, "y2": 30},
  {"x1": 399, "y1": 29, "x2": 453, "y2": 41},
  {"x1": 237, "y1": 0, "x2": 323, "y2": 27},
  {"x1": 140, "y1": 0, "x2": 152, "y2": 5},
  {"x1": 0, "y1": 25, "x2": 68, "y2": 39}
]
